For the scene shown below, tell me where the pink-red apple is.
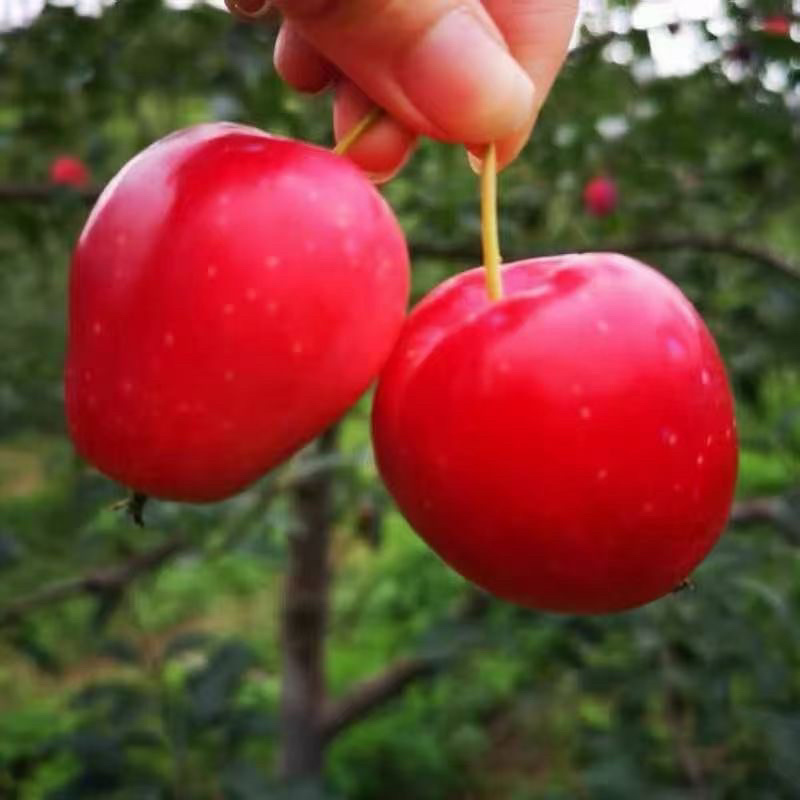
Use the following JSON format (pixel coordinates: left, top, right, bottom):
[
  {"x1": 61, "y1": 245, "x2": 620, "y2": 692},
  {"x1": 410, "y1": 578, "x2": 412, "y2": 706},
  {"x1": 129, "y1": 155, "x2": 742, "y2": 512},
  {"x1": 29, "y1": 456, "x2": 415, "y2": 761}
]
[
  {"x1": 583, "y1": 176, "x2": 617, "y2": 217},
  {"x1": 372, "y1": 254, "x2": 738, "y2": 614},
  {"x1": 762, "y1": 15, "x2": 791, "y2": 36},
  {"x1": 66, "y1": 123, "x2": 409, "y2": 502},
  {"x1": 50, "y1": 155, "x2": 90, "y2": 188}
]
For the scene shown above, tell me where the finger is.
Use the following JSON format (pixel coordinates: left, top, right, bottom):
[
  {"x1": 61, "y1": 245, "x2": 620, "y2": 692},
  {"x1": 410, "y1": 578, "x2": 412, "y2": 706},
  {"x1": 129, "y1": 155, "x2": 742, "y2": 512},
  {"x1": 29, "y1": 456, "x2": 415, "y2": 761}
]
[
  {"x1": 472, "y1": 0, "x2": 579, "y2": 169},
  {"x1": 274, "y1": 23, "x2": 335, "y2": 93},
  {"x1": 466, "y1": 115, "x2": 536, "y2": 173},
  {"x1": 333, "y1": 81, "x2": 417, "y2": 183},
  {"x1": 225, "y1": 0, "x2": 273, "y2": 21},
  {"x1": 273, "y1": 0, "x2": 536, "y2": 145}
]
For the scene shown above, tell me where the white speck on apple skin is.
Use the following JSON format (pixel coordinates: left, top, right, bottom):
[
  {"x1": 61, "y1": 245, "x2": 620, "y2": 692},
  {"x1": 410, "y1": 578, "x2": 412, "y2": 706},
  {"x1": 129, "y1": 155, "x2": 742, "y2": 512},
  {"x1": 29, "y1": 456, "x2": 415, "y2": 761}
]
[
  {"x1": 265, "y1": 255, "x2": 280, "y2": 269},
  {"x1": 223, "y1": 304, "x2": 235, "y2": 316},
  {"x1": 580, "y1": 406, "x2": 592, "y2": 420},
  {"x1": 207, "y1": 265, "x2": 218, "y2": 278},
  {"x1": 92, "y1": 322, "x2": 102, "y2": 335},
  {"x1": 696, "y1": 454, "x2": 705, "y2": 466},
  {"x1": 334, "y1": 207, "x2": 351, "y2": 229},
  {"x1": 662, "y1": 429, "x2": 678, "y2": 446},
  {"x1": 666, "y1": 336, "x2": 687, "y2": 361},
  {"x1": 597, "y1": 469, "x2": 609, "y2": 481},
  {"x1": 701, "y1": 369, "x2": 711, "y2": 386}
]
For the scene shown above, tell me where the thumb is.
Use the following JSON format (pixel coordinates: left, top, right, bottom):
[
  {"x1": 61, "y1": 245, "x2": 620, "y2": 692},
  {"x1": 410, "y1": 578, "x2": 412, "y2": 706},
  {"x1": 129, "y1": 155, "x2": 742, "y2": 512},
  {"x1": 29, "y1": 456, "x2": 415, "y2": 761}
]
[{"x1": 274, "y1": 0, "x2": 536, "y2": 144}]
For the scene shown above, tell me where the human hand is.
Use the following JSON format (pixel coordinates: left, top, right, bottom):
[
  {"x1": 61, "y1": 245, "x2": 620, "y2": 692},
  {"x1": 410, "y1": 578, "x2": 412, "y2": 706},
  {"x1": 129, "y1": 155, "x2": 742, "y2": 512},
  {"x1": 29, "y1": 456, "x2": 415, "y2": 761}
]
[{"x1": 226, "y1": 0, "x2": 579, "y2": 180}]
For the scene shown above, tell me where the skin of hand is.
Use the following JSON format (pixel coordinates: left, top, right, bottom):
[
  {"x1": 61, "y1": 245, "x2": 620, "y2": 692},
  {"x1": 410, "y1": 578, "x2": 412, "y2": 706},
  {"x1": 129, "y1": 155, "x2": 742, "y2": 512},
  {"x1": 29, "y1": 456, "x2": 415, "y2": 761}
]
[{"x1": 226, "y1": 0, "x2": 579, "y2": 180}]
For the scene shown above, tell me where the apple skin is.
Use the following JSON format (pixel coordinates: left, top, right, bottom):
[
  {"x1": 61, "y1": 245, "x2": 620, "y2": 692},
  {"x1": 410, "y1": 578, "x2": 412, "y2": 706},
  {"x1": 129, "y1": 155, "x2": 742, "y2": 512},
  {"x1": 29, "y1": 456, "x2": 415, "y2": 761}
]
[
  {"x1": 583, "y1": 176, "x2": 617, "y2": 217},
  {"x1": 50, "y1": 155, "x2": 90, "y2": 188},
  {"x1": 372, "y1": 254, "x2": 738, "y2": 614},
  {"x1": 66, "y1": 123, "x2": 409, "y2": 502}
]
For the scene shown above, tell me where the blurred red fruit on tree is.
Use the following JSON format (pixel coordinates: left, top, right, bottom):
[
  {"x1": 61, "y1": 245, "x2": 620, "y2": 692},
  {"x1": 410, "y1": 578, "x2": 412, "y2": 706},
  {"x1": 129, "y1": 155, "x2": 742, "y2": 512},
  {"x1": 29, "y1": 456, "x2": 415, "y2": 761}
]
[
  {"x1": 762, "y1": 15, "x2": 791, "y2": 36},
  {"x1": 583, "y1": 176, "x2": 618, "y2": 217},
  {"x1": 50, "y1": 155, "x2": 90, "y2": 188}
]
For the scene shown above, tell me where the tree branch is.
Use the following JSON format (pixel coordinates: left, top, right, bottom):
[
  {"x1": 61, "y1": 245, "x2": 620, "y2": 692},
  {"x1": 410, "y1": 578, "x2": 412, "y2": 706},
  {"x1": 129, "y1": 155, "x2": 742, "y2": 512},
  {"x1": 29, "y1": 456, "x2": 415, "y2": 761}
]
[
  {"x1": 0, "y1": 458, "x2": 343, "y2": 634},
  {"x1": 321, "y1": 657, "x2": 439, "y2": 742},
  {"x1": 730, "y1": 496, "x2": 783, "y2": 525},
  {"x1": 0, "y1": 534, "x2": 189, "y2": 629},
  {"x1": 568, "y1": 32, "x2": 616, "y2": 60},
  {"x1": 280, "y1": 426, "x2": 339, "y2": 783},
  {"x1": 660, "y1": 645, "x2": 709, "y2": 799},
  {"x1": 320, "y1": 494, "x2": 800, "y2": 742},
  {"x1": 729, "y1": 495, "x2": 800, "y2": 544},
  {"x1": 0, "y1": 184, "x2": 99, "y2": 203},
  {"x1": 321, "y1": 589, "x2": 490, "y2": 741},
  {"x1": 411, "y1": 235, "x2": 800, "y2": 282},
  {"x1": 604, "y1": 236, "x2": 800, "y2": 282}
]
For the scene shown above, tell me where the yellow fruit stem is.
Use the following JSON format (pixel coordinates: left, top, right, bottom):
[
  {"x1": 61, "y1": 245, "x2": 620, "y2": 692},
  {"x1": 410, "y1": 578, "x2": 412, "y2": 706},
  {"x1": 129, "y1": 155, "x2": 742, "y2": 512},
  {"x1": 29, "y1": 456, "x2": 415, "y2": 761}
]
[
  {"x1": 481, "y1": 143, "x2": 504, "y2": 302},
  {"x1": 333, "y1": 108, "x2": 383, "y2": 157}
]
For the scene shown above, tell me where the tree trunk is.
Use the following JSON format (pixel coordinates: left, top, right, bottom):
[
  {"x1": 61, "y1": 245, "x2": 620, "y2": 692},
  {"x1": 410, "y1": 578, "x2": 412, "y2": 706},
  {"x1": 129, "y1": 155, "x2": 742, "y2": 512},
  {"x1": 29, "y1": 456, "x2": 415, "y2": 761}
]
[{"x1": 279, "y1": 427, "x2": 338, "y2": 784}]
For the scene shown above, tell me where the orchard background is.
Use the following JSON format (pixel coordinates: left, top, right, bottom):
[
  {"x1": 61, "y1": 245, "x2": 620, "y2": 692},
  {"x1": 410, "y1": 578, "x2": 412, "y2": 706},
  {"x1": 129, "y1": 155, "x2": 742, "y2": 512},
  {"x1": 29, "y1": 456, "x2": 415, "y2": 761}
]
[{"x1": 1, "y1": 1, "x2": 800, "y2": 798}]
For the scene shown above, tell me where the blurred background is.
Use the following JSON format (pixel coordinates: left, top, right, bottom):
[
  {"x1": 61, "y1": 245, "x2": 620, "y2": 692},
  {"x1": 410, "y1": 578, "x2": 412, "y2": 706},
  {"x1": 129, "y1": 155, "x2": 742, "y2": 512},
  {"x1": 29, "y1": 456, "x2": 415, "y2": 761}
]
[{"x1": 1, "y1": 0, "x2": 800, "y2": 798}]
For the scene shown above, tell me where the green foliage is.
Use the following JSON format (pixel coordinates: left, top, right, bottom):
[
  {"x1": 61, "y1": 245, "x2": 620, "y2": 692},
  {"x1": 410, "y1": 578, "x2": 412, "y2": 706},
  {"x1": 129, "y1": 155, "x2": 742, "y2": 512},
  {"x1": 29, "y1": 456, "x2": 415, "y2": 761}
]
[{"x1": 1, "y1": 0, "x2": 800, "y2": 798}]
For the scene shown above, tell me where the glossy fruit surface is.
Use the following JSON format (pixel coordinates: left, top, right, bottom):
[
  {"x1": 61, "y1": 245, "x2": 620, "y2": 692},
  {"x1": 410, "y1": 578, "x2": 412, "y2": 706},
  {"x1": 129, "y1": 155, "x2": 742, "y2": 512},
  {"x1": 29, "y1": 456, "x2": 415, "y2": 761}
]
[
  {"x1": 373, "y1": 254, "x2": 738, "y2": 614},
  {"x1": 50, "y1": 155, "x2": 90, "y2": 188},
  {"x1": 583, "y1": 176, "x2": 617, "y2": 217},
  {"x1": 67, "y1": 123, "x2": 409, "y2": 502}
]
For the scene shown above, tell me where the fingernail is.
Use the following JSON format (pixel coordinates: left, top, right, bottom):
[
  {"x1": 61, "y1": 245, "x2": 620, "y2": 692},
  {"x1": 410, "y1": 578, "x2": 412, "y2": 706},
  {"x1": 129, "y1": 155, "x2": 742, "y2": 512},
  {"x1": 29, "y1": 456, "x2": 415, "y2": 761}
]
[
  {"x1": 466, "y1": 151, "x2": 483, "y2": 175},
  {"x1": 366, "y1": 169, "x2": 398, "y2": 185},
  {"x1": 232, "y1": 0, "x2": 271, "y2": 17},
  {"x1": 399, "y1": 9, "x2": 535, "y2": 143}
]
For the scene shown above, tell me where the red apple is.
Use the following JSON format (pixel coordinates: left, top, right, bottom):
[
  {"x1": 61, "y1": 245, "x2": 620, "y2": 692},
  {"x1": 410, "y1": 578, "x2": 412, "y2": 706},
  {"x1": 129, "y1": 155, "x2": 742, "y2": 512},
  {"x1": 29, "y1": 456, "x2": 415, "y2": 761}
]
[
  {"x1": 372, "y1": 254, "x2": 738, "y2": 614},
  {"x1": 583, "y1": 176, "x2": 617, "y2": 217},
  {"x1": 762, "y1": 15, "x2": 791, "y2": 36},
  {"x1": 50, "y1": 155, "x2": 90, "y2": 188},
  {"x1": 66, "y1": 122, "x2": 409, "y2": 502}
]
